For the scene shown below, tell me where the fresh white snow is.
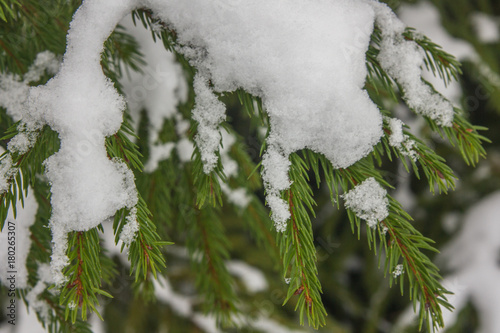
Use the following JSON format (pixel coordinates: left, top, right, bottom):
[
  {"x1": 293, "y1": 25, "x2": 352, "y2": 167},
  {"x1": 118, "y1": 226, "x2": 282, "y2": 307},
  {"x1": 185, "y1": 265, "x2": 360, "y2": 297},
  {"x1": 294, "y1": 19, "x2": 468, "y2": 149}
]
[
  {"x1": 471, "y1": 12, "x2": 500, "y2": 43},
  {"x1": 373, "y1": 2, "x2": 455, "y2": 127},
  {"x1": 342, "y1": 177, "x2": 389, "y2": 228}
]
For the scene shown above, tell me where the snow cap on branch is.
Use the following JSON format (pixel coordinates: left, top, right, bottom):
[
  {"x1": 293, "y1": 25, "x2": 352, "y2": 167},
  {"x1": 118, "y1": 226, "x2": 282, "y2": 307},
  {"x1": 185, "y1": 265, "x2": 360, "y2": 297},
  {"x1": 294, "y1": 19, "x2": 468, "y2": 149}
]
[{"x1": 342, "y1": 177, "x2": 389, "y2": 228}]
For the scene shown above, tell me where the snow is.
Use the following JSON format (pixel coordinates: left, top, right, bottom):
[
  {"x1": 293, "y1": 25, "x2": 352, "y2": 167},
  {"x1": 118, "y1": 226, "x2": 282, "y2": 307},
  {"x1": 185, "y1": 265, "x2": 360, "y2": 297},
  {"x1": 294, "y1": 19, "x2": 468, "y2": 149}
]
[
  {"x1": 398, "y1": 2, "x2": 475, "y2": 104},
  {"x1": 392, "y1": 264, "x2": 404, "y2": 278},
  {"x1": 119, "y1": 207, "x2": 139, "y2": 245},
  {"x1": 164, "y1": 0, "x2": 382, "y2": 173},
  {"x1": 386, "y1": 117, "x2": 418, "y2": 161},
  {"x1": 226, "y1": 260, "x2": 268, "y2": 293},
  {"x1": 191, "y1": 73, "x2": 227, "y2": 174},
  {"x1": 4, "y1": 0, "x2": 141, "y2": 283},
  {"x1": 342, "y1": 177, "x2": 388, "y2": 228},
  {"x1": 372, "y1": 2, "x2": 454, "y2": 127},
  {"x1": 220, "y1": 183, "x2": 251, "y2": 209},
  {"x1": 217, "y1": 131, "x2": 251, "y2": 208},
  {"x1": 0, "y1": 153, "x2": 15, "y2": 193},
  {"x1": 24, "y1": 264, "x2": 54, "y2": 322},
  {"x1": 144, "y1": 142, "x2": 175, "y2": 173},
  {"x1": 0, "y1": 51, "x2": 59, "y2": 122},
  {"x1": 219, "y1": 131, "x2": 237, "y2": 178},
  {"x1": 471, "y1": 12, "x2": 500, "y2": 43},
  {"x1": 151, "y1": 259, "x2": 292, "y2": 333},
  {"x1": 251, "y1": 317, "x2": 309, "y2": 333},
  {"x1": 176, "y1": 137, "x2": 195, "y2": 163},
  {"x1": 149, "y1": 0, "x2": 385, "y2": 231}
]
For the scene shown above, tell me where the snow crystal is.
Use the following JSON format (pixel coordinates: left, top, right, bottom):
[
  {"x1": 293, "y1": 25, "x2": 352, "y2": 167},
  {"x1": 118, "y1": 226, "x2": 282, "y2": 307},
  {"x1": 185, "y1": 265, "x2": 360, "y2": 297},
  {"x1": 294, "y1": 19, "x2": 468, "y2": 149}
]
[
  {"x1": 261, "y1": 147, "x2": 292, "y2": 193},
  {"x1": 266, "y1": 194, "x2": 290, "y2": 233},
  {"x1": 7, "y1": 130, "x2": 39, "y2": 155},
  {"x1": 342, "y1": 177, "x2": 388, "y2": 228},
  {"x1": 372, "y1": 2, "x2": 454, "y2": 126},
  {"x1": 119, "y1": 207, "x2": 139, "y2": 245},
  {"x1": 49, "y1": 221, "x2": 69, "y2": 286},
  {"x1": 0, "y1": 153, "x2": 16, "y2": 193},
  {"x1": 191, "y1": 73, "x2": 226, "y2": 174},
  {"x1": 388, "y1": 118, "x2": 405, "y2": 147},
  {"x1": 392, "y1": 264, "x2": 404, "y2": 278},
  {"x1": 387, "y1": 117, "x2": 418, "y2": 161}
]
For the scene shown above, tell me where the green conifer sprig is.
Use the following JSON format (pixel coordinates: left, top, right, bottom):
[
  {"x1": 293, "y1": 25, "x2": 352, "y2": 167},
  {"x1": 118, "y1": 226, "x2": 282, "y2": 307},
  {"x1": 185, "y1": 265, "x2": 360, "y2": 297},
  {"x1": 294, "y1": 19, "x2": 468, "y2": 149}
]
[
  {"x1": 106, "y1": 120, "x2": 169, "y2": 281},
  {"x1": 428, "y1": 112, "x2": 489, "y2": 166},
  {"x1": 302, "y1": 150, "x2": 453, "y2": 331},
  {"x1": 279, "y1": 153, "x2": 326, "y2": 328},
  {"x1": 376, "y1": 116, "x2": 457, "y2": 194},
  {"x1": 0, "y1": 1, "x2": 494, "y2": 332},
  {"x1": 60, "y1": 229, "x2": 112, "y2": 323},
  {"x1": 0, "y1": 125, "x2": 59, "y2": 228},
  {"x1": 404, "y1": 28, "x2": 463, "y2": 85},
  {"x1": 101, "y1": 27, "x2": 146, "y2": 90},
  {"x1": 186, "y1": 206, "x2": 239, "y2": 326},
  {"x1": 192, "y1": 139, "x2": 225, "y2": 208},
  {"x1": 0, "y1": 0, "x2": 19, "y2": 22}
]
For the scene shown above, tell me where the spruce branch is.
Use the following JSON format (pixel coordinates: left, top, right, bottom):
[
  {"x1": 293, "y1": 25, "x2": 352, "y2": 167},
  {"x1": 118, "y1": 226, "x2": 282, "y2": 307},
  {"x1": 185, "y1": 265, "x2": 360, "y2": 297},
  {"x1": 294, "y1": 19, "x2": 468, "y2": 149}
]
[
  {"x1": 192, "y1": 141, "x2": 224, "y2": 208},
  {"x1": 278, "y1": 152, "x2": 326, "y2": 328},
  {"x1": 302, "y1": 150, "x2": 452, "y2": 331},
  {"x1": 59, "y1": 229, "x2": 111, "y2": 323},
  {"x1": 0, "y1": 0, "x2": 19, "y2": 22},
  {"x1": 0, "y1": 125, "x2": 59, "y2": 228},
  {"x1": 366, "y1": 31, "x2": 399, "y2": 103},
  {"x1": 377, "y1": 116, "x2": 457, "y2": 194},
  {"x1": 340, "y1": 161, "x2": 451, "y2": 331},
  {"x1": 186, "y1": 206, "x2": 239, "y2": 326},
  {"x1": 403, "y1": 28, "x2": 462, "y2": 86},
  {"x1": 106, "y1": 119, "x2": 169, "y2": 281},
  {"x1": 428, "y1": 112, "x2": 489, "y2": 167}
]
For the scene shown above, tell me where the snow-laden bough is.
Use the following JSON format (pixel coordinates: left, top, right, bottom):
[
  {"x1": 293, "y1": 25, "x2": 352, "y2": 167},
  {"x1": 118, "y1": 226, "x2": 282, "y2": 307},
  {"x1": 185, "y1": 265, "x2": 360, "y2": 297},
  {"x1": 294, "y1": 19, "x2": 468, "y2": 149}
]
[{"x1": 1, "y1": 0, "x2": 456, "y2": 283}]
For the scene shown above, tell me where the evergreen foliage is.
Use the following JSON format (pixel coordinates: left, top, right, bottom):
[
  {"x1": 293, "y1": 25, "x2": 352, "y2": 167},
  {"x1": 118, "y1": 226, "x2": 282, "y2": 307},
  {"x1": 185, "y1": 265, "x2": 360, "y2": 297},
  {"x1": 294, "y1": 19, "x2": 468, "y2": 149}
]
[{"x1": 0, "y1": 0, "x2": 497, "y2": 332}]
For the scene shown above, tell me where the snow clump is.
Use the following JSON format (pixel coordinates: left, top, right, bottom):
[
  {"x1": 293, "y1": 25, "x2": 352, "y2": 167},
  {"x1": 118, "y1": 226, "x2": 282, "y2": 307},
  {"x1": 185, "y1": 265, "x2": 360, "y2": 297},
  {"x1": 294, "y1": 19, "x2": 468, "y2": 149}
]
[{"x1": 342, "y1": 177, "x2": 389, "y2": 228}]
